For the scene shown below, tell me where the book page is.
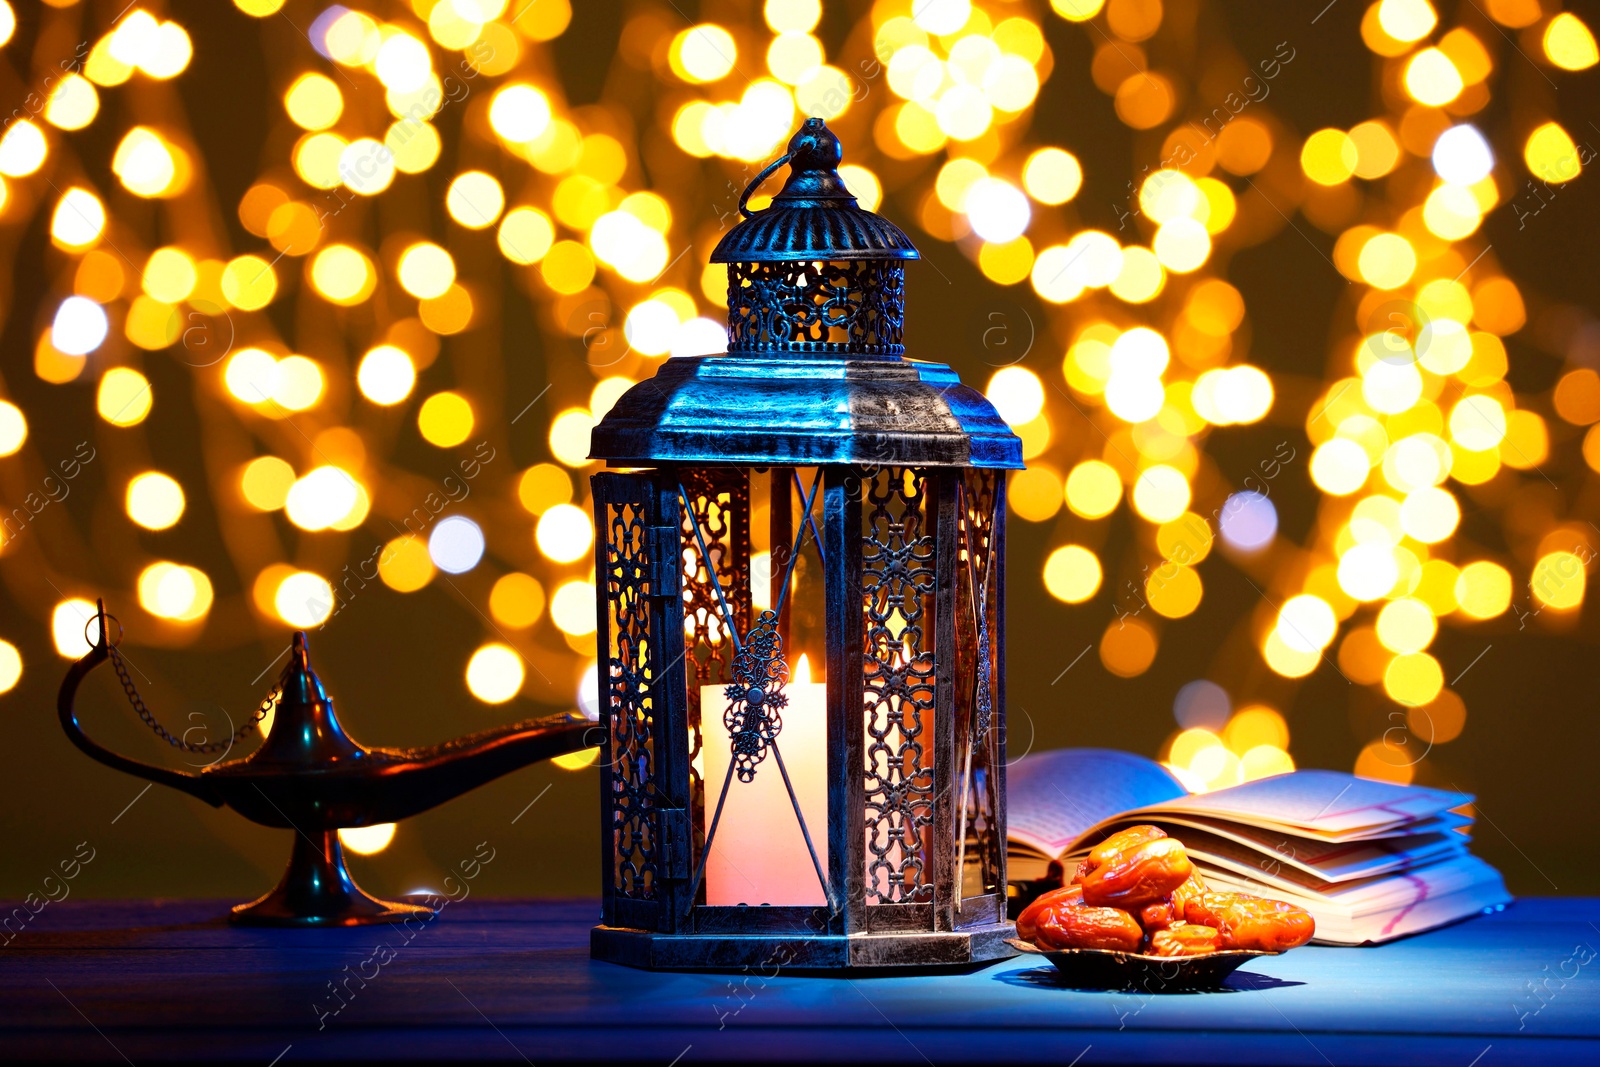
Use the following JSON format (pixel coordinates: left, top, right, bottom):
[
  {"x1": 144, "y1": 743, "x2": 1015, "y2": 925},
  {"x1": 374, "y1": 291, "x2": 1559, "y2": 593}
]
[
  {"x1": 1006, "y1": 748, "x2": 1187, "y2": 858},
  {"x1": 1132, "y1": 769, "x2": 1470, "y2": 838},
  {"x1": 1064, "y1": 816, "x2": 1468, "y2": 885}
]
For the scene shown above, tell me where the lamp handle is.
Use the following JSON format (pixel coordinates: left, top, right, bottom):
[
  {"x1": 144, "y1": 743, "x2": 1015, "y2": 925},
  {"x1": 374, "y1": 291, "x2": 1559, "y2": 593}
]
[
  {"x1": 56, "y1": 601, "x2": 223, "y2": 807},
  {"x1": 738, "y1": 151, "x2": 793, "y2": 219}
]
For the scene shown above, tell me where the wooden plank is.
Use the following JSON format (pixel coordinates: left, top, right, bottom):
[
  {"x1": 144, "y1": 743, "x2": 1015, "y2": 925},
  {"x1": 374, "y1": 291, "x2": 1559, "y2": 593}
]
[{"x1": 0, "y1": 898, "x2": 1596, "y2": 1066}]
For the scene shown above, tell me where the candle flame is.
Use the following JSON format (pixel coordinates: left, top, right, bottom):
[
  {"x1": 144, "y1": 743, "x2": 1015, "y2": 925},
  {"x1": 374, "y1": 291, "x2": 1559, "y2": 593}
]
[{"x1": 794, "y1": 653, "x2": 811, "y2": 685}]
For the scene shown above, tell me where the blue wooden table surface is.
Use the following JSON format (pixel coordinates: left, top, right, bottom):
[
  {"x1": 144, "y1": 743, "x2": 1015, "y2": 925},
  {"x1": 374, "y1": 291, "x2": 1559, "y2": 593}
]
[{"x1": 1, "y1": 897, "x2": 1595, "y2": 1064}]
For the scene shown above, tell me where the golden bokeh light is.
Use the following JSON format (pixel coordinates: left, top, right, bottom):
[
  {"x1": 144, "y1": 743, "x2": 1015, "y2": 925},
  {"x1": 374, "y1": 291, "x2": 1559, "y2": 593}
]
[
  {"x1": 357, "y1": 345, "x2": 416, "y2": 405},
  {"x1": 274, "y1": 571, "x2": 334, "y2": 628},
  {"x1": 339, "y1": 824, "x2": 396, "y2": 855},
  {"x1": 1530, "y1": 551, "x2": 1586, "y2": 611},
  {"x1": 518, "y1": 463, "x2": 573, "y2": 515},
  {"x1": 1455, "y1": 561, "x2": 1512, "y2": 619},
  {"x1": 670, "y1": 25, "x2": 738, "y2": 83},
  {"x1": 549, "y1": 408, "x2": 597, "y2": 467},
  {"x1": 1065, "y1": 460, "x2": 1122, "y2": 519},
  {"x1": 418, "y1": 392, "x2": 475, "y2": 448},
  {"x1": 1525, "y1": 122, "x2": 1582, "y2": 184},
  {"x1": 284, "y1": 73, "x2": 343, "y2": 131},
  {"x1": 50, "y1": 188, "x2": 105, "y2": 250},
  {"x1": 309, "y1": 244, "x2": 375, "y2": 306},
  {"x1": 466, "y1": 644, "x2": 525, "y2": 704},
  {"x1": 1101, "y1": 618, "x2": 1157, "y2": 678},
  {"x1": 550, "y1": 580, "x2": 598, "y2": 636},
  {"x1": 241, "y1": 456, "x2": 295, "y2": 511},
  {"x1": 126, "y1": 472, "x2": 185, "y2": 530},
  {"x1": 397, "y1": 242, "x2": 456, "y2": 299},
  {"x1": 447, "y1": 171, "x2": 506, "y2": 229},
  {"x1": 490, "y1": 573, "x2": 545, "y2": 629},
  {"x1": 1131, "y1": 465, "x2": 1190, "y2": 523},
  {"x1": 97, "y1": 367, "x2": 153, "y2": 426},
  {"x1": 0, "y1": 120, "x2": 47, "y2": 177},
  {"x1": 0, "y1": 401, "x2": 26, "y2": 456},
  {"x1": 137, "y1": 562, "x2": 213, "y2": 622},
  {"x1": 1043, "y1": 545, "x2": 1101, "y2": 604},
  {"x1": 378, "y1": 536, "x2": 434, "y2": 593},
  {"x1": 535, "y1": 503, "x2": 594, "y2": 563},
  {"x1": 0, "y1": 640, "x2": 19, "y2": 695},
  {"x1": 1545, "y1": 13, "x2": 1599, "y2": 71}
]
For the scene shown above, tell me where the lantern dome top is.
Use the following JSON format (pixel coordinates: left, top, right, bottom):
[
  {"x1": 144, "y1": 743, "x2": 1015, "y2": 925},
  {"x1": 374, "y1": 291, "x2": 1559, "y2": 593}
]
[
  {"x1": 588, "y1": 119, "x2": 1023, "y2": 470},
  {"x1": 710, "y1": 119, "x2": 920, "y2": 264}
]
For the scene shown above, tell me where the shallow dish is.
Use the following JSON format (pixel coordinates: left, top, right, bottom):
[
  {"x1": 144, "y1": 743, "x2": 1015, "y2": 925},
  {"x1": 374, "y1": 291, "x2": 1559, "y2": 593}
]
[{"x1": 1005, "y1": 938, "x2": 1279, "y2": 992}]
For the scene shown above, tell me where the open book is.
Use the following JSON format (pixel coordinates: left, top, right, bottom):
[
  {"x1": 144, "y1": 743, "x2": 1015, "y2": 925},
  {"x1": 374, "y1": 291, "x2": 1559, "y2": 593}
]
[{"x1": 1007, "y1": 748, "x2": 1510, "y2": 945}]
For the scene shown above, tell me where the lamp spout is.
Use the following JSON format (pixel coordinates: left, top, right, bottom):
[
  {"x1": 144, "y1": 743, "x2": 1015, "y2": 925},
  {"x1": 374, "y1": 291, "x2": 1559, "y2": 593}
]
[{"x1": 341, "y1": 712, "x2": 602, "y2": 824}]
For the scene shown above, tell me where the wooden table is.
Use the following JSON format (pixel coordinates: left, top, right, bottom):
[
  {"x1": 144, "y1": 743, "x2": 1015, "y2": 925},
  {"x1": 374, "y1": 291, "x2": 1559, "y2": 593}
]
[{"x1": 2, "y1": 898, "x2": 1595, "y2": 1064}]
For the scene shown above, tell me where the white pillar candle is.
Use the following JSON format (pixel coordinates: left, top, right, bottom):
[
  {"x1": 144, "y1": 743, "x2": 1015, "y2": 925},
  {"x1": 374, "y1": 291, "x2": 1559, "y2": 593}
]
[{"x1": 702, "y1": 655, "x2": 829, "y2": 906}]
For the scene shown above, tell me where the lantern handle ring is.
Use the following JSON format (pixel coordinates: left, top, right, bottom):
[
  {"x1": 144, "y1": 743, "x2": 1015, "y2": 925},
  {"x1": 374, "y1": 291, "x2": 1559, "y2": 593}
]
[
  {"x1": 738, "y1": 152, "x2": 793, "y2": 219},
  {"x1": 86, "y1": 609, "x2": 123, "y2": 650}
]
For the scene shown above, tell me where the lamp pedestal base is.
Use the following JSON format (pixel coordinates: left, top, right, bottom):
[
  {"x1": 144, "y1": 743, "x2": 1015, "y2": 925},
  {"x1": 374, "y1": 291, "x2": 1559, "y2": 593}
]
[
  {"x1": 231, "y1": 829, "x2": 434, "y2": 927},
  {"x1": 591, "y1": 921, "x2": 1017, "y2": 972}
]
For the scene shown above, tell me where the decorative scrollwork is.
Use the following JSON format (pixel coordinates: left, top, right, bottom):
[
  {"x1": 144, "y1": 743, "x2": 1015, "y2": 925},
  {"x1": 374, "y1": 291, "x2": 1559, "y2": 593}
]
[
  {"x1": 727, "y1": 259, "x2": 905, "y2": 356},
  {"x1": 862, "y1": 467, "x2": 937, "y2": 905},
  {"x1": 604, "y1": 496, "x2": 657, "y2": 901},
  {"x1": 722, "y1": 610, "x2": 789, "y2": 783}
]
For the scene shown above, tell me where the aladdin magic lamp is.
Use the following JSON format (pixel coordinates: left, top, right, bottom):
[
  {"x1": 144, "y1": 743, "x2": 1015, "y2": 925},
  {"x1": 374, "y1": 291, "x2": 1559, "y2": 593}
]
[
  {"x1": 586, "y1": 119, "x2": 1024, "y2": 969},
  {"x1": 58, "y1": 603, "x2": 594, "y2": 925}
]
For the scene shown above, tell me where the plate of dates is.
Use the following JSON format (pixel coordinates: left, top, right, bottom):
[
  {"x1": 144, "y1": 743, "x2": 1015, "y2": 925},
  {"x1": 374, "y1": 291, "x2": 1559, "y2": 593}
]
[
  {"x1": 1005, "y1": 938, "x2": 1278, "y2": 992},
  {"x1": 1010, "y1": 825, "x2": 1314, "y2": 992}
]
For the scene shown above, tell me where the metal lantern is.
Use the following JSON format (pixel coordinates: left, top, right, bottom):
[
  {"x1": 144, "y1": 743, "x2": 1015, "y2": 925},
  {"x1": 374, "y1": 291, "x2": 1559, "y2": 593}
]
[{"x1": 587, "y1": 119, "x2": 1023, "y2": 970}]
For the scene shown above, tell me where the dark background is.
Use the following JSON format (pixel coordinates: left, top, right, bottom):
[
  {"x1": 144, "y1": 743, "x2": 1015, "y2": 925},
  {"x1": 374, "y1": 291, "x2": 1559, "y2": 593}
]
[{"x1": 2, "y1": 0, "x2": 1596, "y2": 908}]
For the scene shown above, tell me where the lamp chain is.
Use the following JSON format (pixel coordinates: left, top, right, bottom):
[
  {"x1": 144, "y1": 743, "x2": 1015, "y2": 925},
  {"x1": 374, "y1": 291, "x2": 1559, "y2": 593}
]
[{"x1": 107, "y1": 643, "x2": 276, "y2": 755}]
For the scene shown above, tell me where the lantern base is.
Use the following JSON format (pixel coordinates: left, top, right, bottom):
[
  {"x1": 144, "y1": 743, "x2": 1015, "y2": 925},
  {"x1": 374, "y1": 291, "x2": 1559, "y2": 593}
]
[{"x1": 590, "y1": 921, "x2": 1017, "y2": 972}]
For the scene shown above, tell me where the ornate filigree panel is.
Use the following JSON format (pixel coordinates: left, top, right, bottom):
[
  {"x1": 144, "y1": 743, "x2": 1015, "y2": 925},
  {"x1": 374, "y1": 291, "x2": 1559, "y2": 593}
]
[
  {"x1": 861, "y1": 467, "x2": 937, "y2": 904},
  {"x1": 605, "y1": 495, "x2": 658, "y2": 900},
  {"x1": 956, "y1": 470, "x2": 1002, "y2": 898},
  {"x1": 679, "y1": 468, "x2": 750, "y2": 887},
  {"x1": 727, "y1": 260, "x2": 905, "y2": 356}
]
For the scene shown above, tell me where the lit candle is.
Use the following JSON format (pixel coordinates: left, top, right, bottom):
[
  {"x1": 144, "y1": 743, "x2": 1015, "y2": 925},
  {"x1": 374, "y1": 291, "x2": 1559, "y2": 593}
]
[{"x1": 702, "y1": 654, "x2": 829, "y2": 906}]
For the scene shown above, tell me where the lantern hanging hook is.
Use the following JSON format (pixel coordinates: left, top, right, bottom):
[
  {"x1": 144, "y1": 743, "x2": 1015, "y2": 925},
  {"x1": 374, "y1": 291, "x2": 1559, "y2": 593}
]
[
  {"x1": 737, "y1": 151, "x2": 792, "y2": 220},
  {"x1": 736, "y1": 117, "x2": 847, "y2": 219}
]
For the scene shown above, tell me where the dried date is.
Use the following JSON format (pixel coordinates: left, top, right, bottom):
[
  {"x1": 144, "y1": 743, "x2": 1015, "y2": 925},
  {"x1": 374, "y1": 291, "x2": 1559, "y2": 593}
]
[
  {"x1": 1081, "y1": 837, "x2": 1193, "y2": 910},
  {"x1": 1015, "y1": 885, "x2": 1083, "y2": 943},
  {"x1": 1072, "y1": 825, "x2": 1168, "y2": 883},
  {"x1": 1184, "y1": 891, "x2": 1316, "y2": 951},
  {"x1": 1148, "y1": 924, "x2": 1221, "y2": 957},
  {"x1": 1033, "y1": 900, "x2": 1145, "y2": 953}
]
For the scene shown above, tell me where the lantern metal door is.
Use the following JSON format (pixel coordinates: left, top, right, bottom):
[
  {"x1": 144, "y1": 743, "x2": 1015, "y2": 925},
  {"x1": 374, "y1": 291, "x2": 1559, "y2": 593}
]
[{"x1": 593, "y1": 470, "x2": 694, "y2": 934}]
